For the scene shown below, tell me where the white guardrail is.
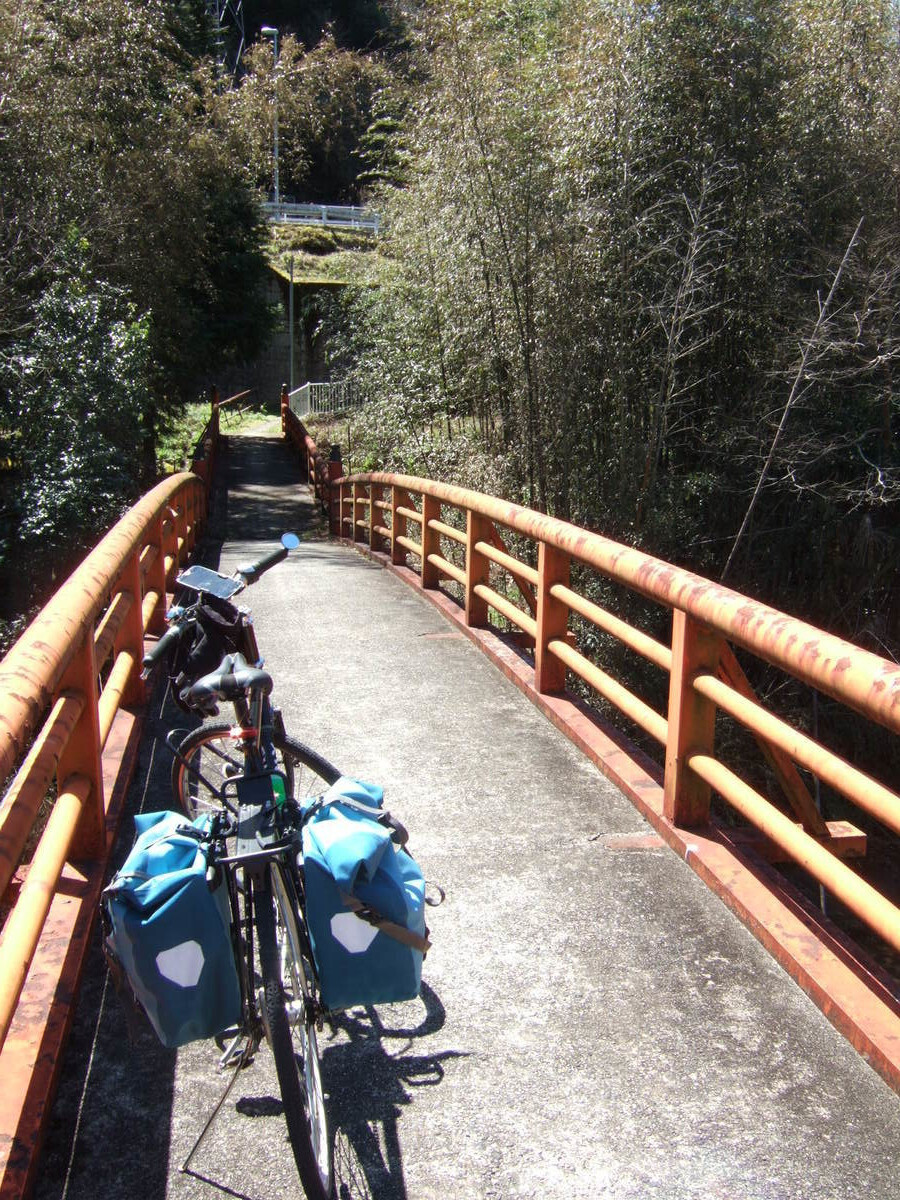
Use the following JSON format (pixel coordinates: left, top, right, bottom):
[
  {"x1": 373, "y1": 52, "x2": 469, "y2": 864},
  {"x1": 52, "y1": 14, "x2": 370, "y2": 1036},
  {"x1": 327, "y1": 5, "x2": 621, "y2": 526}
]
[
  {"x1": 289, "y1": 382, "x2": 364, "y2": 418},
  {"x1": 262, "y1": 202, "x2": 380, "y2": 233}
]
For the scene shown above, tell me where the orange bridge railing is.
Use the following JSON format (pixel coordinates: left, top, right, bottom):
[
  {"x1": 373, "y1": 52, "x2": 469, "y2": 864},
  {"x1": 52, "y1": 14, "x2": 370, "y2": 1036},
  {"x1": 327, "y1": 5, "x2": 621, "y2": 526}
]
[
  {"x1": 282, "y1": 387, "x2": 343, "y2": 517},
  {"x1": 0, "y1": 470, "x2": 206, "y2": 1199},
  {"x1": 278, "y1": 439, "x2": 900, "y2": 1090}
]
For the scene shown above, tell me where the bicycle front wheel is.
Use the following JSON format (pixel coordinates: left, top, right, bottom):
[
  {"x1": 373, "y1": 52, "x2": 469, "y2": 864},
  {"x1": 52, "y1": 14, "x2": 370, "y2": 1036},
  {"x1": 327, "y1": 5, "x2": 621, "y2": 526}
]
[
  {"x1": 255, "y1": 864, "x2": 333, "y2": 1200},
  {"x1": 280, "y1": 732, "x2": 341, "y2": 799},
  {"x1": 172, "y1": 724, "x2": 340, "y2": 819}
]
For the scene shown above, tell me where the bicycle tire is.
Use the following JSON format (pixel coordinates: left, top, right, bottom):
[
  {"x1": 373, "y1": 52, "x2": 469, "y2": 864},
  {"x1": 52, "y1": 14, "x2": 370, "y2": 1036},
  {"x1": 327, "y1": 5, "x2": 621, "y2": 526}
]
[
  {"x1": 255, "y1": 865, "x2": 333, "y2": 1200},
  {"x1": 280, "y1": 732, "x2": 341, "y2": 796},
  {"x1": 172, "y1": 724, "x2": 340, "y2": 819}
]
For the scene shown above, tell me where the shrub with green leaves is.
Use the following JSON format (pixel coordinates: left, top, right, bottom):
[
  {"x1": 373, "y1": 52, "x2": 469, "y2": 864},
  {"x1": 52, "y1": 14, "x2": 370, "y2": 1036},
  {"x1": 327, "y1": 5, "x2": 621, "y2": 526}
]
[{"x1": 0, "y1": 241, "x2": 150, "y2": 588}]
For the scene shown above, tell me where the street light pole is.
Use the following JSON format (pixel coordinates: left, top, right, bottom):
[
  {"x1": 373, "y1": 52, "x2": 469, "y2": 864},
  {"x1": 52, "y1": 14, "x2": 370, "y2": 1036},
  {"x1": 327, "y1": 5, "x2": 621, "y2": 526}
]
[
  {"x1": 260, "y1": 25, "x2": 279, "y2": 206},
  {"x1": 289, "y1": 253, "x2": 295, "y2": 391}
]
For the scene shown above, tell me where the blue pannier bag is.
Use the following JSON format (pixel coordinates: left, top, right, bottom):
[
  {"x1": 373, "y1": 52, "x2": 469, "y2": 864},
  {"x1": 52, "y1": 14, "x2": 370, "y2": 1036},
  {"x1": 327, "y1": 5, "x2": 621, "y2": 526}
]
[
  {"x1": 302, "y1": 778, "x2": 429, "y2": 1011},
  {"x1": 102, "y1": 810, "x2": 241, "y2": 1048}
]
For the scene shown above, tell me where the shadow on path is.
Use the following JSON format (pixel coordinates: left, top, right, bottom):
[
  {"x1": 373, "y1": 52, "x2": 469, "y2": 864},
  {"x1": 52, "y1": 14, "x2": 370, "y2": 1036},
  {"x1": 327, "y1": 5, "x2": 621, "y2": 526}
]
[
  {"x1": 210, "y1": 434, "x2": 326, "y2": 549},
  {"x1": 326, "y1": 985, "x2": 467, "y2": 1200}
]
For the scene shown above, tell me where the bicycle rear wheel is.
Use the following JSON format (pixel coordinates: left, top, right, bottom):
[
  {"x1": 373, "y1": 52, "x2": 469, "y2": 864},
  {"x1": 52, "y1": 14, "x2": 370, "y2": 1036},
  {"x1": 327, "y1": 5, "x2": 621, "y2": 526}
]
[
  {"x1": 172, "y1": 724, "x2": 340, "y2": 819},
  {"x1": 255, "y1": 865, "x2": 333, "y2": 1200}
]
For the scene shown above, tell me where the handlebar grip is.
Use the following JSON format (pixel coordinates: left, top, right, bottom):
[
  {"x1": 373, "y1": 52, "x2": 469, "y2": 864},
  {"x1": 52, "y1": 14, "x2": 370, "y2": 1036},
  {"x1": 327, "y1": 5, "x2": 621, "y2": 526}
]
[
  {"x1": 236, "y1": 544, "x2": 288, "y2": 585},
  {"x1": 142, "y1": 623, "x2": 183, "y2": 671}
]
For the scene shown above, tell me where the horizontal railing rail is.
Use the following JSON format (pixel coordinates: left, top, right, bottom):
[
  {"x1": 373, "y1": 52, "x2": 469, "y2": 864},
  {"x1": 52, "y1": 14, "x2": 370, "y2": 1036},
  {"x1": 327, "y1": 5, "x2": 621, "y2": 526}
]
[
  {"x1": 0, "y1": 468, "x2": 208, "y2": 1198},
  {"x1": 261, "y1": 201, "x2": 380, "y2": 233},
  {"x1": 333, "y1": 472, "x2": 900, "y2": 970}
]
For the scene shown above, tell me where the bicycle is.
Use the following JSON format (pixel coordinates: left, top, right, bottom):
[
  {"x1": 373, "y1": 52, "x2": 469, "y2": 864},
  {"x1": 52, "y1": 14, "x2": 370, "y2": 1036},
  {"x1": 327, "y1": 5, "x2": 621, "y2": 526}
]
[
  {"x1": 175, "y1": 764, "x2": 334, "y2": 1199},
  {"x1": 141, "y1": 534, "x2": 341, "y2": 817},
  {"x1": 141, "y1": 538, "x2": 341, "y2": 1199}
]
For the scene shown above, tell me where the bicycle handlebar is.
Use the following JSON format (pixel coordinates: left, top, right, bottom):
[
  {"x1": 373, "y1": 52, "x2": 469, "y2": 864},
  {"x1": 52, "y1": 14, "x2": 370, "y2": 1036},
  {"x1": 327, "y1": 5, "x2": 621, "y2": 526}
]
[
  {"x1": 181, "y1": 652, "x2": 274, "y2": 712},
  {"x1": 142, "y1": 623, "x2": 184, "y2": 673},
  {"x1": 142, "y1": 535, "x2": 298, "y2": 694},
  {"x1": 235, "y1": 544, "x2": 289, "y2": 585}
]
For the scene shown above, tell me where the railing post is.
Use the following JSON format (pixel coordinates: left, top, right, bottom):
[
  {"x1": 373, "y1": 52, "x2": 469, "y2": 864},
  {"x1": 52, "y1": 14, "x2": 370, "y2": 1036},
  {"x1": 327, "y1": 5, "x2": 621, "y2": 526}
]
[
  {"x1": 352, "y1": 482, "x2": 367, "y2": 543},
  {"x1": 370, "y1": 483, "x2": 384, "y2": 552},
  {"x1": 330, "y1": 489, "x2": 339, "y2": 536},
  {"x1": 421, "y1": 493, "x2": 440, "y2": 588},
  {"x1": 57, "y1": 637, "x2": 105, "y2": 858},
  {"x1": 465, "y1": 511, "x2": 492, "y2": 627},
  {"x1": 664, "y1": 610, "x2": 723, "y2": 827},
  {"x1": 114, "y1": 551, "x2": 147, "y2": 708},
  {"x1": 536, "y1": 543, "x2": 570, "y2": 692},
  {"x1": 328, "y1": 447, "x2": 343, "y2": 535},
  {"x1": 340, "y1": 480, "x2": 352, "y2": 539},
  {"x1": 281, "y1": 383, "x2": 289, "y2": 434},
  {"x1": 391, "y1": 488, "x2": 408, "y2": 565},
  {"x1": 145, "y1": 515, "x2": 168, "y2": 635}
]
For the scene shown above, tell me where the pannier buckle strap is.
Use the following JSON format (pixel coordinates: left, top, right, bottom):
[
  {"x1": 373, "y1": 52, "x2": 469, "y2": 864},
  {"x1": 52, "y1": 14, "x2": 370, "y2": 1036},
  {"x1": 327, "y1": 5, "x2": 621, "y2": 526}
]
[{"x1": 339, "y1": 891, "x2": 431, "y2": 954}]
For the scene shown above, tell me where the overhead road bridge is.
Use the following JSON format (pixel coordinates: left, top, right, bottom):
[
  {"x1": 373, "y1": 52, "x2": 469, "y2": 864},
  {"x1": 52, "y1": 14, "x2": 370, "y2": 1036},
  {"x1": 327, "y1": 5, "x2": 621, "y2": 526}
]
[
  {"x1": 261, "y1": 201, "x2": 380, "y2": 233},
  {"x1": 0, "y1": 393, "x2": 899, "y2": 1198}
]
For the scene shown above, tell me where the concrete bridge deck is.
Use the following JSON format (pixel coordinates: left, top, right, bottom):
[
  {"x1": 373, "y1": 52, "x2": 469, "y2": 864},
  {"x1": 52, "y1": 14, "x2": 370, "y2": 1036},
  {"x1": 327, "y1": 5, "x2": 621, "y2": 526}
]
[{"x1": 33, "y1": 430, "x2": 900, "y2": 1200}]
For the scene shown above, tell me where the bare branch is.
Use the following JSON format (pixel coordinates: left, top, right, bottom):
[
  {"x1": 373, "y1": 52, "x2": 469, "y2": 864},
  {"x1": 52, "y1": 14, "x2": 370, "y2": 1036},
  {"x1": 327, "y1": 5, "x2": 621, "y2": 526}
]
[{"x1": 722, "y1": 217, "x2": 865, "y2": 581}]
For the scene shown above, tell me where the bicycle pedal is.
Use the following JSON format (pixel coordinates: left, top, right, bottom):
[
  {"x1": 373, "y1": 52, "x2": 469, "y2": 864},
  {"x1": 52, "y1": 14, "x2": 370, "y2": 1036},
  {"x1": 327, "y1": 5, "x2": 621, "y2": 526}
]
[{"x1": 218, "y1": 1032, "x2": 252, "y2": 1070}]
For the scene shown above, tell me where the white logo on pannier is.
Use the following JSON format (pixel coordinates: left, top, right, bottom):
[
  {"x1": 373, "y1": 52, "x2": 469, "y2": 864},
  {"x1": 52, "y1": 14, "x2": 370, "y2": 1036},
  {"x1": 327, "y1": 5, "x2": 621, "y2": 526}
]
[
  {"x1": 330, "y1": 912, "x2": 378, "y2": 954},
  {"x1": 156, "y1": 940, "x2": 205, "y2": 987}
]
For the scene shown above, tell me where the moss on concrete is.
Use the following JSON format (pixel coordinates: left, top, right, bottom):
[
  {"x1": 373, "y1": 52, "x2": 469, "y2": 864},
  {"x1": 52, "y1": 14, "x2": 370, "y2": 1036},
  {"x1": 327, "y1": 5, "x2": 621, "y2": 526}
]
[{"x1": 268, "y1": 223, "x2": 383, "y2": 287}]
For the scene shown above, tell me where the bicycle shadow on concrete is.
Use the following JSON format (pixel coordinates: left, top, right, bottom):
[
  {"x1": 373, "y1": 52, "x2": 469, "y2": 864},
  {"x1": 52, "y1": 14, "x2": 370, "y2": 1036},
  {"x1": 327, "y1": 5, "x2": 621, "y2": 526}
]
[
  {"x1": 324, "y1": 983, "x2": 467, "y2": 1200},
  {"x1": 179, "y1": 982, "x2": 462, "y2": 1200}
]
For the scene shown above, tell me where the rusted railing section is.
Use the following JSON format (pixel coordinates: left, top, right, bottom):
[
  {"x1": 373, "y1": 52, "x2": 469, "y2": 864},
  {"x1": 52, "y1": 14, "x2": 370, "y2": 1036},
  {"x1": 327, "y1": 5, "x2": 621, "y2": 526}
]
[
  {"x1": 335, "y1": 471, "x2": 900, "y2": 1085},
  {"x1": 281, "y1": 388, "x2": 343, "y2": 524},
  {"x1": 189, "y1": 388, "x2": 221, "y2": 500},
  {"x1": 0, "y1": 471, "x2": 206, "y2": 1200},
  {"x1": 218, "y1": 388, "x2": 254, "y2": 425}
]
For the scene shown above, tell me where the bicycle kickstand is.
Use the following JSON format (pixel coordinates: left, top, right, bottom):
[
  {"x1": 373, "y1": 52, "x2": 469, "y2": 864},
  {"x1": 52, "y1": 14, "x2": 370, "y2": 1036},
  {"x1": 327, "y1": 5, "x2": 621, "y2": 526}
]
[{"x1": 180, "y1": 1035, "x2": 255, "y2": 1175}]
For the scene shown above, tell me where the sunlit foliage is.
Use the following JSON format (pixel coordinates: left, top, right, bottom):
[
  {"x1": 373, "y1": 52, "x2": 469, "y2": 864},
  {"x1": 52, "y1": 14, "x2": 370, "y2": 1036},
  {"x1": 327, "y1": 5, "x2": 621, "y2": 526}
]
[{"x1": 339, "y1": 0, "x2": 900, "y2": 649}]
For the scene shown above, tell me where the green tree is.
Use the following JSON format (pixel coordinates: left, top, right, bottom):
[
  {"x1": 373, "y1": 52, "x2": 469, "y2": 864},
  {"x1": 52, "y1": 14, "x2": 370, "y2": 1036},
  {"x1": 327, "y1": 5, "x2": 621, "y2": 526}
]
[
  {"x1": 227, "y1": 31, "x2": 393, "y2": 202},
  {"x1": 0, "y1": 239, "x2": 151, "y2": 606},
  {"x1": 0, "y1": 0, "x2": 274, "y2": 404},
  {"x1": 337, "y1": 0, "x2": 900, "y2": 646},
  {"x1": 0, "y1": 0, "x2": 276, "y2": 630}
]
